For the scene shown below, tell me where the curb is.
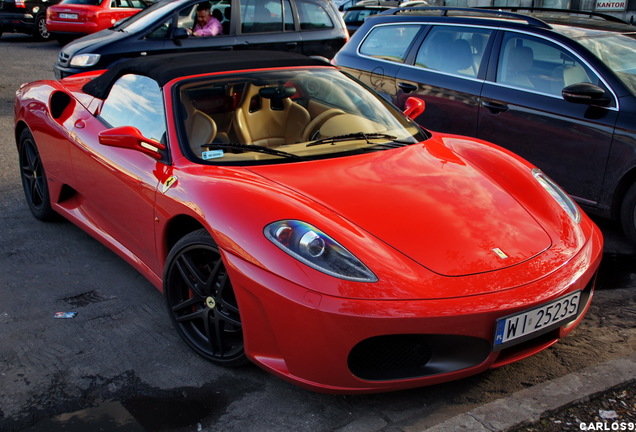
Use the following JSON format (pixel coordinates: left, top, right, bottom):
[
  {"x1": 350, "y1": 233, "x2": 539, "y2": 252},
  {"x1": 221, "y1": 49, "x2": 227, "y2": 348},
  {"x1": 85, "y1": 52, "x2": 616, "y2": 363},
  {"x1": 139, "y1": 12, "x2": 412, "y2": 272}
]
[{"x1": 422, "y1": 352, "x2": 636, "y2": 431}]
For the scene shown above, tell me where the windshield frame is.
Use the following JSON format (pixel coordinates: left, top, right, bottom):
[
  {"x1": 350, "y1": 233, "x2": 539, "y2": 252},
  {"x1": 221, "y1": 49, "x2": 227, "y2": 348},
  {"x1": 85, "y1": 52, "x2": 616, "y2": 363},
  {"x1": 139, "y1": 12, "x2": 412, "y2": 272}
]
[{"x1": 112, "y1": 0, "x2": 187, "y2": 33}]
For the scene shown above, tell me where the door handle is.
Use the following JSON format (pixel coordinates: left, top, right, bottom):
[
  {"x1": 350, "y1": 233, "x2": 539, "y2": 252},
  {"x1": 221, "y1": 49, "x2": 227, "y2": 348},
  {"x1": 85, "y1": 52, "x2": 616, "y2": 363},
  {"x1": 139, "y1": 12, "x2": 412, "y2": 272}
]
[
  {"x1": 286, "y1": 42, "x2": 298, "y2": 49},
  {"x1": 398, "y1": 82, "x2": 417, "y2": 93},
  {"x1": 482, "y1": 100, "x2": 509, "y2": 114}
]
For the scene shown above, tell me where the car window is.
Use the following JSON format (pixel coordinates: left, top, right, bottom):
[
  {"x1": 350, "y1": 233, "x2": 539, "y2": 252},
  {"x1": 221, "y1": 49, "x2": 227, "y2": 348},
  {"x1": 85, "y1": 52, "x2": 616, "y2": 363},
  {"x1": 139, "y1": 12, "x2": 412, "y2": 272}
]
[
  {"x1": 359, "y1": 24, "x2": 421, "y2": 63},
  {"x1": 576, "y1": 32, "x2": 636, "y2": 96},
  {"x1": 415, "y1": 26, "x2": 492, "y2": 78},
  {"x1": 58, "y1": 0, "x2": 102, "y2": 5},
  {"x1": 496, "y1": 33, "x2": 599, "y2": 97},
  {"x1": 296, "y1": 0, "x2": 333, "y2": 30},
  {"x1": 112, "y1": 0, "x2": 135, "y2": 8},
  {"x1": 344, "y1": 9, "x2": 381, "y2": 24},
  {"x1": 99, "y1": 74, "x2": 166, "y2": 143},
  {"x1": 241, "y1": 0, "x2": 294, "y2": 33}
]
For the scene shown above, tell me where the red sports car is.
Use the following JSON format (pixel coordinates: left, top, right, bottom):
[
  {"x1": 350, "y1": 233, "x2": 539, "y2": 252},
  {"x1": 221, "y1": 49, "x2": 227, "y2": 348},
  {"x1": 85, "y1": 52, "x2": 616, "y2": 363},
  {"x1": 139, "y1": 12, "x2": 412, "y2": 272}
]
[
  {"x1": 14, "y1": 51, "x2": 603, "y2": 393},
  {"x1": 46, "y1": 0, "x2": 151, "y2": 42}
]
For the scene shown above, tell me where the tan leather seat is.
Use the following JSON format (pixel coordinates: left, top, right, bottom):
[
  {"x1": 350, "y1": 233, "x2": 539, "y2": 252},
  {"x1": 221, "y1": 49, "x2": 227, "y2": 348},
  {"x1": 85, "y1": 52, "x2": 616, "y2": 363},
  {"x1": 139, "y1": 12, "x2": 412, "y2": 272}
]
[
  {"x1": 503, "y1": 46, "x2": 535, "y2": 89},
  {"x1": 182, "y1": 94, "x2": 217, "y2": 157},
  {"x1": 234, "y1": 84, "x2": 310, "y2": 147}
]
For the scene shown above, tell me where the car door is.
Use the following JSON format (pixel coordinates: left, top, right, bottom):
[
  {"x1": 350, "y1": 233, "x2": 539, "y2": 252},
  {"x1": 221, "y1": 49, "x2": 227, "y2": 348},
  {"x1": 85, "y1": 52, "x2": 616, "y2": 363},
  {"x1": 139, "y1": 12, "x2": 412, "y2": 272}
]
[
  {"x1": 68, "y1": 74, "x2": 166, "y2": 273},
  {"x1": 479, "y1": 31, "x2": 618, "y2": 204},
  {"x1": 294, "y1": 0, "x2": 345, "y2": 57},
  {"x1": 394, "y1": 25, "x2": 494, "y2": 138},
  {"x1": 234, "y1": 0, "x2": 302, "y2": 54},
  {"x1": 143, "y1": 0, "x2": 237, "y2": 55}
]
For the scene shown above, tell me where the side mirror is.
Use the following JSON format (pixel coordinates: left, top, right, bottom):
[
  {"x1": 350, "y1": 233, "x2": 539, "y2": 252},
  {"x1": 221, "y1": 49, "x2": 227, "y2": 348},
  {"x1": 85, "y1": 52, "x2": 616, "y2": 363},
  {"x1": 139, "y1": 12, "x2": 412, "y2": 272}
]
[
  {"x1": 562, "y1": 82, "x2": 611, "y2": 107},
  {"x1": 172, "y1": 27, "x2": 189, "y2": 40},
  {"x1": 99, "y1": 126, "x2": 166, "y2": 159},
  {"x1": 403, "y1": 96, "x2": 425, "y2": 119}
]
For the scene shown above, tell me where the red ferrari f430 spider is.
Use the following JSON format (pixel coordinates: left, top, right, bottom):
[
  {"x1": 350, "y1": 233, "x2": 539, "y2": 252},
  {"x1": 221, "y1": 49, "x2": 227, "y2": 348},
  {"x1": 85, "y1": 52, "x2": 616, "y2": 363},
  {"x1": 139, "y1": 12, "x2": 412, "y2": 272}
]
[{"x1": 14, "y1": 51, "x2": 603, "y2": 393}]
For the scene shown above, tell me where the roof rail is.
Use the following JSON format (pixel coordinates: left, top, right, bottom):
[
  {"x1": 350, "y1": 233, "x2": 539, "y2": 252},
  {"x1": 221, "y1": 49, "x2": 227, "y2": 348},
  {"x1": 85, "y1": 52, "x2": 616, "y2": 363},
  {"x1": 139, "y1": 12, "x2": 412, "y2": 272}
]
[
  {"x1": 476, "y1": 7, "x2": 631, "y2": 24},
  {"x1": 382, "y1": 6, "x2": 552, "y2": 29}
]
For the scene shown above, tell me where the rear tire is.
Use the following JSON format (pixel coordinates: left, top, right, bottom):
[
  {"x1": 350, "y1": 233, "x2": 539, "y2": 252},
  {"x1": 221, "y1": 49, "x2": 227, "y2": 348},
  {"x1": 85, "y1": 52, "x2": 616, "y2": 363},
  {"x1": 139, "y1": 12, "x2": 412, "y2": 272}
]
[
  {"x1": 33, "y1": 15, "x2": 51, "y2": 41},
  {"x1": 621, "y1": 183, "x2": 636, "y2": 246},
  {"x1": 18, "y1": 129, "x2": 56, "y2": 221}
]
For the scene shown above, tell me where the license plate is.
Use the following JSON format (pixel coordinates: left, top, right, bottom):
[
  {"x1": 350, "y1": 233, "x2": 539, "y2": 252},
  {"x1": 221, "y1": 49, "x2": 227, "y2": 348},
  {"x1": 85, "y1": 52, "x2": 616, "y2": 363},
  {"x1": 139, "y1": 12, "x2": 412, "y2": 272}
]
[
  {"x1": 59, "y1": 13, "x2": 78, "y2": 19},
  {"x1": 493, "y1": 291, "x2": 580, "y2": 350}
]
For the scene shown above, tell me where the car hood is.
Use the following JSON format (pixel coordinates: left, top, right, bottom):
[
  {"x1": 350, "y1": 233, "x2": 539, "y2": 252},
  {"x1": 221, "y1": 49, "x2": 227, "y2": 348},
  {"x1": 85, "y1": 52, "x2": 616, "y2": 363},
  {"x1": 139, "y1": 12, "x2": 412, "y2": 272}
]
[
  {"x1": 61, "y1": 29, "x2": 124, "y2": 56},
  {"x1": 249, "y1": 140, "x2": 552, "y2": 277}
]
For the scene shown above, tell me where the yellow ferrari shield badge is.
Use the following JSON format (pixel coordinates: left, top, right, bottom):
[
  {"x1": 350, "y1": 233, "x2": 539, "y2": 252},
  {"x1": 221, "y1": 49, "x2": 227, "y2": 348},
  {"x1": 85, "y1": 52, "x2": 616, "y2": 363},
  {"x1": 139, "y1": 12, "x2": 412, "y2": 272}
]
[{"x1": 162, "y1": 176, "x2": 178, "y2": 194}]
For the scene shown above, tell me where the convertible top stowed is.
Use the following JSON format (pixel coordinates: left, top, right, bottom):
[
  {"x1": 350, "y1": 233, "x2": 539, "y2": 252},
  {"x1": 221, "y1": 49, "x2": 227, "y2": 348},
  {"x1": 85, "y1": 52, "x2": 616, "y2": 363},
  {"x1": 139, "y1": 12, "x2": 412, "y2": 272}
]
[{"x1": 81, "y1": 51, "x2": 330, "y2": 99}]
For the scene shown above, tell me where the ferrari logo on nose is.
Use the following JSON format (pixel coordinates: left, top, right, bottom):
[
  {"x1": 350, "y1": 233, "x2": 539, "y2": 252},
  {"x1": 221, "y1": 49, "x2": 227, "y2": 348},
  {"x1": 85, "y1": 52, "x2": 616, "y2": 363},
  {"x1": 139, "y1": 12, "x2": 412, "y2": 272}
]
[{"x1": 492, "y1": 248, "x2": 509, "y2": 259}]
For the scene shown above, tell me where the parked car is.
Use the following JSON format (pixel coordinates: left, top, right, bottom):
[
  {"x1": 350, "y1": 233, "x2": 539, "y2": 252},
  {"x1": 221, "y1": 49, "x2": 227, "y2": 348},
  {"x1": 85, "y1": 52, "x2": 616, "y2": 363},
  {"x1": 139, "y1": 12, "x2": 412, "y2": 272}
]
[
  {"x1": 334, "y1": 7, "x2": 636, "y2": 244},
  {"x1": 54, "y1": 0, "x2": 348, "y2": 78},
  {"x1": 0, "y1": 0, "x2": 62, "y2": 40},
  {"x1": 46, "y1": 0, "x2": 153, "y2": 44},
  {"x1": 337, "y1": 0, "x2": 399, "y2": 12},
  {"x1": 16, "y1": 50, "x2": 602, "y2": 393},
  {"x1": 343, "y1": 5, "x2": 389, "y2": 35}
]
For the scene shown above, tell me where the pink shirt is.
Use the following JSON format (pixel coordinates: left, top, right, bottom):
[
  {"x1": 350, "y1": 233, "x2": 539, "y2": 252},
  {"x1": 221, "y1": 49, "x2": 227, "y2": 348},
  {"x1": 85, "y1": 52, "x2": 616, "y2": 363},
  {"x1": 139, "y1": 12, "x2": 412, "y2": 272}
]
[{"x1": 193, "y1": 17, "x2": 223, "y2": 37}]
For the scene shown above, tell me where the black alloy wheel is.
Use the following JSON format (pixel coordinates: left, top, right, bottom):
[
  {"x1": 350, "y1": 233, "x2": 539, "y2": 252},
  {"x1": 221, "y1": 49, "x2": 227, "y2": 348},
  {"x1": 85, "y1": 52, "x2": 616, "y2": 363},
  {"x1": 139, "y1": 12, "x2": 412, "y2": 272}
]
[
  {"x1": 18, "y1": 129, "x2": 56, "y2": 221},
  {"x1": 164, "y1": 229, "x2": 247, "y2": 367}
]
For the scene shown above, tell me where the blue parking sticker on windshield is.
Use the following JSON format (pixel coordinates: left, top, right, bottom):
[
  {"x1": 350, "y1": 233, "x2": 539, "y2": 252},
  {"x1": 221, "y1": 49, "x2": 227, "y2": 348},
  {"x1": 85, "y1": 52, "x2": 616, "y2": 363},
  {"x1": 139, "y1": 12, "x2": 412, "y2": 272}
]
[{"x1": 202, "y1": 150, "x2": 224, "y2": 160}]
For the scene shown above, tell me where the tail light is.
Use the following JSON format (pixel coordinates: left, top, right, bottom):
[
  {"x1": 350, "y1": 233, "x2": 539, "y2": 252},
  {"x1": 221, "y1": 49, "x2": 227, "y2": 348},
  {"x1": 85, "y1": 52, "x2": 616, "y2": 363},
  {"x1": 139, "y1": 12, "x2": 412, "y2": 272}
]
[{"x1": 15, "y1": 0, "x2": 27, "y2": 7}]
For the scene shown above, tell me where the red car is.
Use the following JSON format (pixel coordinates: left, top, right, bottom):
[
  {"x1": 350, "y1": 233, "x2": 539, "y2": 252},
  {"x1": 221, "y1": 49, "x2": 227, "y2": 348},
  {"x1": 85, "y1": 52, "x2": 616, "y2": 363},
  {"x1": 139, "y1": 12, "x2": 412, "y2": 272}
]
[
  {"x1": 14, "y1": 51, "x2": 602, "y2": 393},
  {"x1": 46, "y1": 0, "x2": 151, "y2": 43}
]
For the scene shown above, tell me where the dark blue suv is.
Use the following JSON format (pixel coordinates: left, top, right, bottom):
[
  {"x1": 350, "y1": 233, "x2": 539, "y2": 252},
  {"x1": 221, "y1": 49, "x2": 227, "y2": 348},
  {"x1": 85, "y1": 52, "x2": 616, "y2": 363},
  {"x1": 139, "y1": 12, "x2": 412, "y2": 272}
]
[{"x1": 334, "y1": 7, "x2": 636, "y2": 244}]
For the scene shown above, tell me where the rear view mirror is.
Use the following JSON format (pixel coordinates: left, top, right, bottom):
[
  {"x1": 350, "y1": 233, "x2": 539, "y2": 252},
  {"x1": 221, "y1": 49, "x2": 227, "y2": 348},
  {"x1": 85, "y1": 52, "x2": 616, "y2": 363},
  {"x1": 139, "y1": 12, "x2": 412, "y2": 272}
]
[
  {"x1": 99, "y1": 126, "x2": 166, "y2": 159},
  {"x1": 562, "y1": 83, "x2": 610, "y2": 107},
  {"x1": 403, "y1": 97, "x2": 425, "y2": 120}
]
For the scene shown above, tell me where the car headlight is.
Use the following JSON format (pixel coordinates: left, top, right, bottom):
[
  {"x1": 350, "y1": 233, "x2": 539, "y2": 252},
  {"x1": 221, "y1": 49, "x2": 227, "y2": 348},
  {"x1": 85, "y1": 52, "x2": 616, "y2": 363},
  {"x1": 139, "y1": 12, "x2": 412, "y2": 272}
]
[
  {"x1": 69, "y1": 54, "x2": 101, "y2": 68},
  {"x1": 533, "y1": 169, "x2": 581, "y2": 223},
  {"x1": 265, "y1": 220, "x2": 377, "y2": 282}
]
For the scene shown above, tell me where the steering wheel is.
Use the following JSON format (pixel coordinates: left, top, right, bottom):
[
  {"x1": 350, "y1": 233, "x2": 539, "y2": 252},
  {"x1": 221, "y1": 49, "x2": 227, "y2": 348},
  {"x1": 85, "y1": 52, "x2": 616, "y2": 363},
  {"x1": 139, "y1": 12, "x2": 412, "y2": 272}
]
[{"x1": 302, "y1": 109, "x2": 345, "y2": 141}]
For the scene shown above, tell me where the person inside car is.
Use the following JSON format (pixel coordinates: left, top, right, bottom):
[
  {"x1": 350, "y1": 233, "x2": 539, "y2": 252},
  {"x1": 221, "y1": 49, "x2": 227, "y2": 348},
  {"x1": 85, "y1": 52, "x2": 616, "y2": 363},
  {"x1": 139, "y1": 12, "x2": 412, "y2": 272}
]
[{"x1": 188, "y1": 1, "x2": 223, "y2": 37}]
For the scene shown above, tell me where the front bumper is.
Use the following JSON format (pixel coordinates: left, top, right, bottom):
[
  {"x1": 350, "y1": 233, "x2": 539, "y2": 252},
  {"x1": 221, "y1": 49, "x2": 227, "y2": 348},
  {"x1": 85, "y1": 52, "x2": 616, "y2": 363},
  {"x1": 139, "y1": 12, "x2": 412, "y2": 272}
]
[{"x1": 222, "y1": 226, "x2": 602, "y2": 393}]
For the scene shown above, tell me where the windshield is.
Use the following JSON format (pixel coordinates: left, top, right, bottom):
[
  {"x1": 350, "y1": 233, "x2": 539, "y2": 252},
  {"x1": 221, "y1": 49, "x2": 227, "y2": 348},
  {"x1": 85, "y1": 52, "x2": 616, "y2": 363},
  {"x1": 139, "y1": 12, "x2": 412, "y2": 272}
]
[
  {"x1": 575, "y1": 31, "x2": 636, "y2": 95},
  {"x1": 176, "y1": 68, "x2": 427, "y2": 164},
  {"x1": 112, "y1": 0, "x2": 181, "y2": 32}
]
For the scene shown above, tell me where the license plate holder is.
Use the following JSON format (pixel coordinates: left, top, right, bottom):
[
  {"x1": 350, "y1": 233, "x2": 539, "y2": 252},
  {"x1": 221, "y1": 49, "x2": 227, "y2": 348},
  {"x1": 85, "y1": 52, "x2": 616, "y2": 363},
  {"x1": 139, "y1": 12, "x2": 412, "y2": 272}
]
[{"x1": 493, "y1": 291, "x2": 581, "y2": 351}]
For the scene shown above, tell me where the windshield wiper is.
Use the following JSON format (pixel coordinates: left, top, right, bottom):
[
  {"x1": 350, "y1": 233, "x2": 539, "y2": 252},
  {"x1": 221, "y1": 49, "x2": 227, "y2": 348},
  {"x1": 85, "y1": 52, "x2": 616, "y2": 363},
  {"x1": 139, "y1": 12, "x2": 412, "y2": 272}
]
[
  {"x1": 202, "y1": 142, "x2": 304, "y2": 160},
  {"x1": 306, "y1": 132, "x2": 398, "y2": 147}
]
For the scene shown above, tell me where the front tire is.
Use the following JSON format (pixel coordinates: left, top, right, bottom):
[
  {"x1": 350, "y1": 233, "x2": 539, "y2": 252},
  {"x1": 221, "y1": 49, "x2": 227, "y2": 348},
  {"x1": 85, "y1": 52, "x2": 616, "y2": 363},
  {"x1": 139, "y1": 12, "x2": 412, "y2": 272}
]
[
  {"x1": 164, "y1": 229, "x2": 247, "y2": 367},
  {"x1": 621, "y1": 183, "x2": 636, "y2": 245},
  {"x1": 18, "y1": 129, "x2": 56, "y2": 221}
]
